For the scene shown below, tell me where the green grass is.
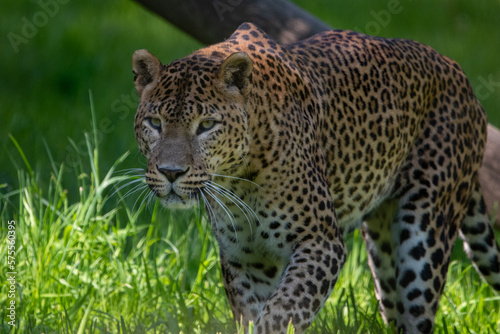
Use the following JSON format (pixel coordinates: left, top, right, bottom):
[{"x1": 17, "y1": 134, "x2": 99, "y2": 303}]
[{"x1": 1, "y1": 103, "x2": 499, "y2": 333}]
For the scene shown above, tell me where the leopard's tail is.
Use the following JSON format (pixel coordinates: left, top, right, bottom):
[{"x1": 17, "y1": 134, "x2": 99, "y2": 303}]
[{"x1": 459, "y1": 179, "x2": 500, "y2": 290}]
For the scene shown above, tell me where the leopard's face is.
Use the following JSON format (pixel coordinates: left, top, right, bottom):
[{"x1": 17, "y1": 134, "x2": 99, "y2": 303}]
[{"x1": 133, "y1": 50, "x2": 253, "y2": 208}]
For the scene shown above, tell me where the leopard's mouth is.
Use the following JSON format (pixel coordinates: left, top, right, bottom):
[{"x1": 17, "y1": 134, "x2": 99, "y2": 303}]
[{"x1": 156, "y1": 188, "x2": 200, "y2": 209}]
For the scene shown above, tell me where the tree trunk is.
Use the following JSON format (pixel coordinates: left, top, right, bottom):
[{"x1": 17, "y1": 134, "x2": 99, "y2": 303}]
[
  {"x1": 133, "y1": 0, "x2": 331, "y2": 45},
  {"x1": 132, "y1": 0, "x2": 500, "y2": 227},
  {"x1": 480, "y1": 124, "x2": 500, "y2": 227}
]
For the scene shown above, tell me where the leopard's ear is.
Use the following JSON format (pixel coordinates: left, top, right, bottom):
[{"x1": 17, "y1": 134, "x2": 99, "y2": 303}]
[
  {"x1": 133, "y1": 49, "x2": 162, "y2": 96},
  {"x1": 218, "y1": 52, "x2": 253, "y2": 96}
]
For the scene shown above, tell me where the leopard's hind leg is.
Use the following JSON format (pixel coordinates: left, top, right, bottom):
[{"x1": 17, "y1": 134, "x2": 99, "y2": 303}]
[
  {"x1": 364, "y1": 187, "x2": 461, "y2": 334},
  {"x1": 361, "y1": 199, "x2": 400, "y2": 326},
  {"x1": 363, "y1": 146, "x2": 478, "y2": 333},
  {"x1": 459, "y1": 179, "x2": 500, "y2": 290}
]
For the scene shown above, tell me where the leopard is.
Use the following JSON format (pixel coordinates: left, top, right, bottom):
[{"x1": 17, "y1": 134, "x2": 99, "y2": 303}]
[{"x1": 132, "y1": 22, "x2": 500, "y2": 333}]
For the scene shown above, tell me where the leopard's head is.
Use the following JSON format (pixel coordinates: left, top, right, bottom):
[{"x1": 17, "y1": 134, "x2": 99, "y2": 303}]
[{"x1": 132, "y1": 49, "x2": 253, "y2": 208}]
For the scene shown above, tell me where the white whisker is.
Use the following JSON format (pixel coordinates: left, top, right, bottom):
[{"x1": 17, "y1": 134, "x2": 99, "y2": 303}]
[
  {"x1": 110, "y1": 177, "x2": 146, "y2": 199},
  {"x1": 146, "y1": 190, "x2": 157, "y2": 212},
  {"x1": 115, "y1": 167, "x2": 146, "y2": 176},
  {"x1": 209, "y1": 182, "x2": 259, "y2": 223},
  {"x1": 203, "y1": 186, "x2": 239, "y2": 243},
  {"x1": 204, "y1": 181, "x2": 259, "y2": 235},
  {"x1": 209, "y1": 173, "x2": 262, "y2": 189},
  {"x1": 199, "y1": 188, "x2": 218, "y2": 230},
  {"x1": 193, "y1": 191, "x2": 204, "y2": 223},
  {"x1": 133, "y1": 185, "x2": 152, "y2": 212},
  {"x1": 120, "y1": 181, "x2": 149, "y2": 205}
]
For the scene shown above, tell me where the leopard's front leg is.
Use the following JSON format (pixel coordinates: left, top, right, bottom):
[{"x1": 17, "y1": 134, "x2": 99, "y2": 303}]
[
  {"x1": 254, "y1": 235, "x2": 346, "y2": 333},
  {"x1": 219, "y1": 193, "x2": 347, "y2": 334}
]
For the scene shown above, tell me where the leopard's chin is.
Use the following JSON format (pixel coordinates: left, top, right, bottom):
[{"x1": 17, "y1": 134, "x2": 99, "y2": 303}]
[{"x1": 158, "y1": 192, "x2": 198, "y2": 209}]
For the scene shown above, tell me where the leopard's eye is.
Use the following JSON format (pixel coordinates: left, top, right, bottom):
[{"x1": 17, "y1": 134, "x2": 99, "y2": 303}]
[
  {"x1": 147, "y1": 117, "x2": 162, "y2": 130},
  {"x1": 197, "y1": 120, "x2": 217, "y2": 135}
]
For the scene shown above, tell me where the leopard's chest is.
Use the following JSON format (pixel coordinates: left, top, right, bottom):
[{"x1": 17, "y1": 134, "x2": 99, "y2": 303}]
[{"x1": 208, "y1": 198, "x2": 295, "y2": 259}]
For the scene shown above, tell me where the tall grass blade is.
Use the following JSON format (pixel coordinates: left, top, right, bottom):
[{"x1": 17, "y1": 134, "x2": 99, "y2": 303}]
[
  {"x1": 9, "y1": 134, "x2": 34, "y2": 178},
  {"x1": 76, "y1": 297, "x2": 95, "y2": 334}
]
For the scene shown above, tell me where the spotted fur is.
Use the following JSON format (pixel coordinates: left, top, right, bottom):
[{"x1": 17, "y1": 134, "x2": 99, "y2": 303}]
[{"x1": 132, "y1": 22, "x2": 500, "y2": 333}]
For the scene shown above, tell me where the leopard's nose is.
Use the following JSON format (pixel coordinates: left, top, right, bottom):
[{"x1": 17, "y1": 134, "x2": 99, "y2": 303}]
[{"x1": 157, "y1": 165, "x2": 189, "y2": 183}]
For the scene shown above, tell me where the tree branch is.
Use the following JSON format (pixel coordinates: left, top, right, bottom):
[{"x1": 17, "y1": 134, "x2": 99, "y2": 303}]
[
  {"x1": 133, "y1": 0, "x2": 331, "y2": 45},
  {"x1": 480, "y1": 124, "x2": 500, "y2": 226}
]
